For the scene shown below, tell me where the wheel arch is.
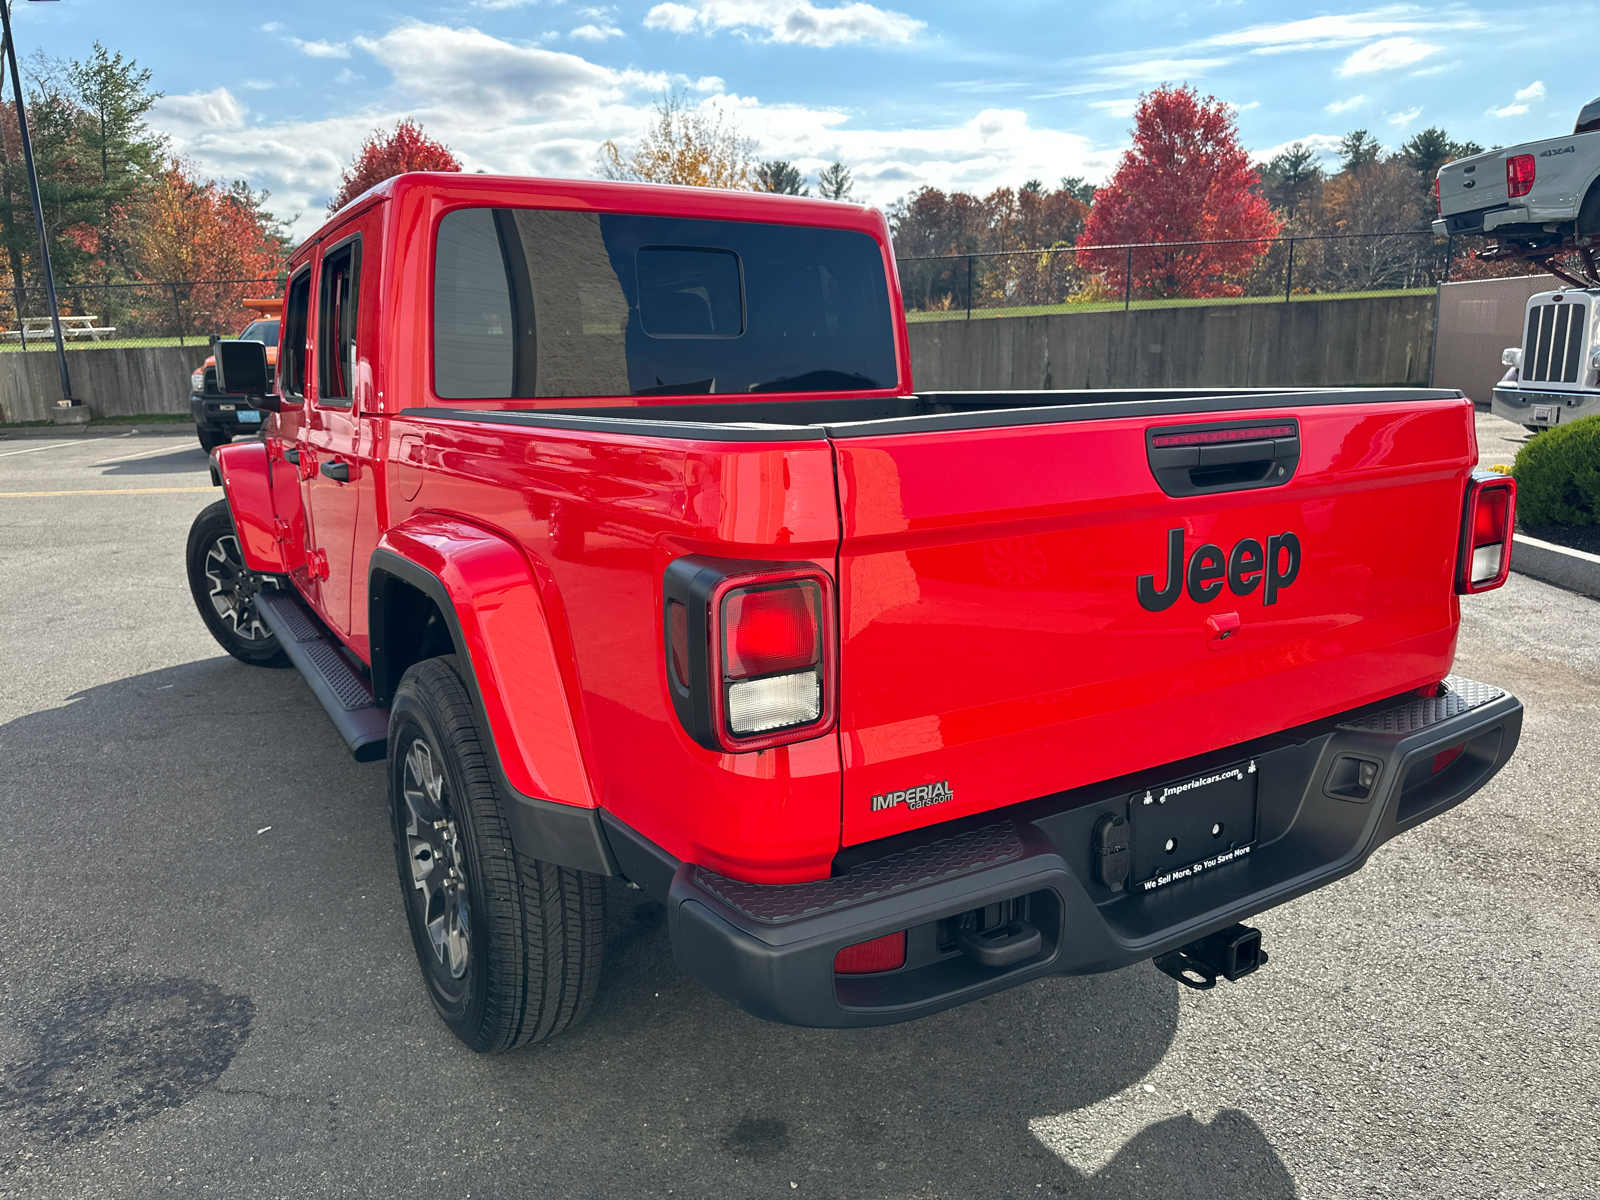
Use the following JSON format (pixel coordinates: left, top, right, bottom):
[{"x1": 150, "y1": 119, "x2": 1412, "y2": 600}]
[
  {"x1": 369, "y1": 517, "x2": 615, "y2": 875},
  {"x1": 212, "y1": 440, "x2": 283, "y2": 573}
]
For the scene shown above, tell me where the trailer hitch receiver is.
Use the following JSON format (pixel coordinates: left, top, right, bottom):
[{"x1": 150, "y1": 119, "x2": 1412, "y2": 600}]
[{"x1": 1153, "y1": 923, "x2": 1268, "y2": 991}]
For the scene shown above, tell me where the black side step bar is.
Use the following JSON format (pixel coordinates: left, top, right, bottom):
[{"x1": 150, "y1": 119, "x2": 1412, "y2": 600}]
[{"x1": 257, "y1": 590, "x2": 389, "y2": 762}]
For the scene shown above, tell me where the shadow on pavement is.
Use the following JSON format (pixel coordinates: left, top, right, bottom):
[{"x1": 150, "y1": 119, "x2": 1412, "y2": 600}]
[
  {"x1": 0, "y1": 658, "x2": 1297, "y2": 1199},
  {"x1": 95, "y1": 447, "x2": 213, "y2": 477}
]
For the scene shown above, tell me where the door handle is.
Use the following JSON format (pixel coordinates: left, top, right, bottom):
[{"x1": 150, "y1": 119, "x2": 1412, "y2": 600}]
[
  {"x1": 282, "y1": 447, "x2": 300, "y2": 464},
  {"x1": 320, "y1": 460, "x2": 350, "y2": 483}
]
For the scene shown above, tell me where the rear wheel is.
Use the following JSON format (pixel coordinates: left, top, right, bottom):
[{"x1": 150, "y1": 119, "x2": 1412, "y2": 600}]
[
  {"x1": 388, "y1": 655, "x2": 605, "y2": 1053},
  {"x1": 185, "y1": 500, "x2": 288, "y2": 666},
  {"x1": 1577, "y1": 182, "x2": 1600, "y2": 238}
]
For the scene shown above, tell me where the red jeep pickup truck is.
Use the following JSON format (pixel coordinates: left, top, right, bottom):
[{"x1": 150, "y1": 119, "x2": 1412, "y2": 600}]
[{"x1": 187, "y1": 172, "x2": 1523, "y2": 1053}]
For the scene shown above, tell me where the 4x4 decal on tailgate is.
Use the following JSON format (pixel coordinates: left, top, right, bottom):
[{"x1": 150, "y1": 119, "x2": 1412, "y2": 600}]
[{"x1": 1137, "y1": 528, "x2": 1301, "y2": 613}]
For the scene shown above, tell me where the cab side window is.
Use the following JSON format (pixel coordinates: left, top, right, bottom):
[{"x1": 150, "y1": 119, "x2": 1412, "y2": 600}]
[
  {"x1": 317, "y1": 237, "x2": 362, "y2": 407},
  {"x1": 279, "y1": 269, "x2": 312, "y2": 400}
]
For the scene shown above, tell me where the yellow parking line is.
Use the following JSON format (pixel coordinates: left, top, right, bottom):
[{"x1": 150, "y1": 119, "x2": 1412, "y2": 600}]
[{"x1": 0, "y1": 486, "x2": 214, "y2": 497}]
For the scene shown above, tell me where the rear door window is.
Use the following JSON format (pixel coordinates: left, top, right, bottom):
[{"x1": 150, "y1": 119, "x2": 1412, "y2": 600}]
[
  {"x1": 317, "y1": 236, "x2": 362, "y2": 407},
  {"x1": 432, "y1": 208, "x2": 897, "y2": 399},
  {"x1": 278, "y1": 269, "x2": 312, "y2": 400}
]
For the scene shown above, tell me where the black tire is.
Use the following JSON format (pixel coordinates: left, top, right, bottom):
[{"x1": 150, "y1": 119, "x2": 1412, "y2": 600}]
[
  {"x1": 1577, "y1": 182, "x2": 1600, "y2": 238},
  {"x1": 185, "y1": 499, "x2": 289, "y2": 667},
  {"x1": 1522, "y1": 425, "x2": 1545, "y2": 435},
  {"x1": 388, "y1": 655, "x2": 605, "y2": 1053},
  {"x1": 197, "y1": 425, "x2": 230, "y2": 453}
]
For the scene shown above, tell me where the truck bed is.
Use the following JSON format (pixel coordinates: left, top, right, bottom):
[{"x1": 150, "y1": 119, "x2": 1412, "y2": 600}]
[{"x1": 408, "y1": 386, "x2": 1463, "y2": 440}]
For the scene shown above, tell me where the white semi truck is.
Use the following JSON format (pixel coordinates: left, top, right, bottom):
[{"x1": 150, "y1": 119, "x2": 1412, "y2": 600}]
[{"x1": 1494, "y1": 287, "x2": 1600, "y2": 431}]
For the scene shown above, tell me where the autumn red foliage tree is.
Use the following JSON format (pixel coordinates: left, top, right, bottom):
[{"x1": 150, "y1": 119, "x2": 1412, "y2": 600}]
[
  {"x1": 1079, "y1": 85, "x2": 1281, "y2": 299},
  {"x1": 328, "y1": 119, "x2": 461, "y2": 213},
  {"x1": 137, "y1": 157, "x2": 286, "y2": 330}
]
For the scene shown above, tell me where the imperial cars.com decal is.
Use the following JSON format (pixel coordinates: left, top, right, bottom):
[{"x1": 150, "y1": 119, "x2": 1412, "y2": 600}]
[{"x1": 871, "y1": 781, "x2": 954, "y2": 812}]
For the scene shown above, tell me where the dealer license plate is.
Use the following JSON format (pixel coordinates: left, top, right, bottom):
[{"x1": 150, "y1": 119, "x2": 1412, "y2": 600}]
[
  {"x1": 1531, "y1": 405, "x2": 1556, "y2": 424},
  {"x1": 237, "y1": 409, "x2": 262, "y2": 422},
  {"x1": 1129, "y1": 759, "x2": 1259, "y2": 893}
]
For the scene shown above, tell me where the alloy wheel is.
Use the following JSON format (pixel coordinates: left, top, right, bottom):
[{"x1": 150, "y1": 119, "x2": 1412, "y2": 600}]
[
  {"x1": 204, "y1": 534, "x2": 270, "y2": 641},
  {"x1": 402, "y1": 737, "x2": 471, "y2": 981}
]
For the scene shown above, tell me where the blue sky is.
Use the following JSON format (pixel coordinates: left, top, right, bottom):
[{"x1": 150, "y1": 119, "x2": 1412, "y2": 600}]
[{"x1": 13, "y1": 1, "x2": 1598, "y2": 238}]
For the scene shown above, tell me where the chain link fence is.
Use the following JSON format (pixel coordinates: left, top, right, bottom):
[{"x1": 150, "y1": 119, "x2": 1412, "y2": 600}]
[
  {"x1": 0, "y1": 278, "x2": 284, "y2": 351},
  {"x1": 897, "y1": 229, "x2": 1464, "y2": 321}
]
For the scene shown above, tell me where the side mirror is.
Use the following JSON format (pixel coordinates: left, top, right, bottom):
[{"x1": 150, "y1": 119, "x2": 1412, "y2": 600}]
[{"x1": 212, "y1": 337, "x2": 280, "y2": 412}]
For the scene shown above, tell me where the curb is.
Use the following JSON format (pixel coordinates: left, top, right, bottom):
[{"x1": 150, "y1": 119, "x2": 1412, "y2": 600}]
[{"x1": 1512, "y1": 534, "x2": 1600, "y2": 600}]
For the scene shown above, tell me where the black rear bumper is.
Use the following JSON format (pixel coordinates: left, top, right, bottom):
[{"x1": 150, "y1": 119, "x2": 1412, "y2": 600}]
[{"x1": 606, "y1": 676, "x2": 1522, "y2": 1027}]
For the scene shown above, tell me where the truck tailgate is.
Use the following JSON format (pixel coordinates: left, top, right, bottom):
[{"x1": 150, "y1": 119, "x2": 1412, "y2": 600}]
[{"x1": 835, "y1": 396, "x2": 1474, "y2": 845}]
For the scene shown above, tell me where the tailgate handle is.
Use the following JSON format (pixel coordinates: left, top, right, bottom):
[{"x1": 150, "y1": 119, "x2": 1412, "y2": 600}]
[{"x1": 1147, "y1": 420, "x2": 1300, "y2": 498}]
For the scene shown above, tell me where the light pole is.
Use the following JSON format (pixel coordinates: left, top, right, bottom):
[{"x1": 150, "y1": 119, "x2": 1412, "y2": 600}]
[{"x1": 0, "y1": 0, "x2": 74, "y2": 406}]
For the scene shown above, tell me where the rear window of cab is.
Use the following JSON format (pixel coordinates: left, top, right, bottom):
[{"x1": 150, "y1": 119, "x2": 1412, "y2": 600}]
[{"x1": 432, "y1": 208, "x2": 898, "y2": 400}]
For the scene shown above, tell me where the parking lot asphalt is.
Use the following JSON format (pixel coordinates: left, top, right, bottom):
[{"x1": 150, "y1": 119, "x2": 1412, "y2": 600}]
[{"x1": 0, "y1": 418, "x2": 1596, "y2": 1200}]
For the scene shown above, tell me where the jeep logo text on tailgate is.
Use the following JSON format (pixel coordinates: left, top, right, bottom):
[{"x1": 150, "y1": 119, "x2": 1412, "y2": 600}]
[{"x1": 1137, "y1": 528, "x2": 1301, "y2": 612}]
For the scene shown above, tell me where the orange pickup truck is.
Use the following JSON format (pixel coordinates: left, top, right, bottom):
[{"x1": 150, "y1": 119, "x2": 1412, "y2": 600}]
[{"x1": 189, "y1": 297, "x2": 281, "y2": 452}]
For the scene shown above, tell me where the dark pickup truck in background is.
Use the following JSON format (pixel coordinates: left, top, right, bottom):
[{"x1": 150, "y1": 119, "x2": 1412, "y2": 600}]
[{"x1": 188, "y1": 173, "x2": 1524, "y2": 1053}]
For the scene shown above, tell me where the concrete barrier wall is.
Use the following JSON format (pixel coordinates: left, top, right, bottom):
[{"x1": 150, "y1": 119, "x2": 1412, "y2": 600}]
[
  {"x1": 0, "y1": 345, "x2": 207, "y2": 423},
  {"x1": 907, "y1": 293, "x2": 1437, "y2": 392},
  {"x1": 0, "y1": 292, "x2": 1437, "y2": 423}
]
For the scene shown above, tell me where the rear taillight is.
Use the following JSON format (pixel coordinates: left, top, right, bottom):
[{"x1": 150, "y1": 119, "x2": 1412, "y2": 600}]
[
  {"x1": 1458, "y1": 471, "x2": 1516, "y2": 593},
  {"x1": 1506, "y1": 154, "x2": 1535, "y2": 198},
  {"x1": 663, "y1": 557, "x2": 835, "y2": 752},
  {"x1": 834, "y1": 931, "x2": 906, "y2": 974},
  {"x1": 722, "y1": 581, "x2": 823, "y2": 736},
  {"x1": 1434, "y1": 175, "x2": 1441, "y2": 214}
]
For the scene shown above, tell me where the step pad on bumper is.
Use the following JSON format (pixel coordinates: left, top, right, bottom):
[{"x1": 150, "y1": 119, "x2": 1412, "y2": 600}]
[
  {"x1": 258, "y1": 590, "x2": 388, "y2": 761},
  {"x1": 695, "y1": 823, "x2": 1024, "y2": 925},
  {"x1": 1337, "y1": 675, "x2": 1504, "y2": 733}
]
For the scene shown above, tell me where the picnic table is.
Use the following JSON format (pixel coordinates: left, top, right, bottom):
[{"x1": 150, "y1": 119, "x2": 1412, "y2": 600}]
[{"x1": 1, "y1": 315, "x2": 117, "y2": 342}]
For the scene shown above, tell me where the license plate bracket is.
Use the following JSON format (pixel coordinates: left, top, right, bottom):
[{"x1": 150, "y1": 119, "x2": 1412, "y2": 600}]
[
  {"x1": 1129, "y1": 759, "x2": 1258, "y2": 892},
  {"x1": 1531, "y1": 404, "x2": 1556, "y2": 424}
]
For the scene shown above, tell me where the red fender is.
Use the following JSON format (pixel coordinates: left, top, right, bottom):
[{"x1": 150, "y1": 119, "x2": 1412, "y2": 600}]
[
  {"x1": 374, "y1": 515, "x2": 595, "y2": 809},
  {"x1": 214, "y1": 441, "x2": 284, "y2": 573}
]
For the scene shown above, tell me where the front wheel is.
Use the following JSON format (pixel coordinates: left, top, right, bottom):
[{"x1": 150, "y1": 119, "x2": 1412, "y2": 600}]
[
  {"x1": 388, "y1": 656, "x2": 605, "y2": 1053},
  {"x1": 185, "y1": 499, "x2": 288, "y2": 667},
  {"x1": 197, "y1": 425, "x2": 230, "y2": 453}
]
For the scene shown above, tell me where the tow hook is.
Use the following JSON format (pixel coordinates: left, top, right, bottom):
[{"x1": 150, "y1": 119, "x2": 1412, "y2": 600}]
[
  {"x1": 1153, "y1": 923, "x2": 1267, "y2": 990},
  {"x1": 955, "y1": 910, "x2": 1042, "y2": 968}
]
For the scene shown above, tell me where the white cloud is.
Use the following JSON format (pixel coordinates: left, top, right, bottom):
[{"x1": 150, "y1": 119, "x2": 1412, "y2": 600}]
[
  {"x1": 1096, "y1": 57, "x2": 1228, "y2": 81},
  {"x1": 149, "y1": 22, "x2": 1117, "y2": 241},
  {"x1": 1209, "y1": 10, "x2": 1480, "y2": 54},
  {"x1": 154, "y1": 87, "x2": 249, "y2": 133},
  {"x1": 241, "y1": 79, "x2": 275, "y2": 91},
  {"x1": 260, "y1": 22, "x2": 284, "y2": 33},
  {"x1": 473, "y1": 0, "x2": 541, "y2": 7},
  {"x1": 1089, "y1": 98, "x2": 1138, "y2": 118},
  {"x1": 1339, "y1": 37, "x2": 1437, "y2": 75},
  {"x1": 1387, "y1": 105, "x2": 1422, "y2": 126},
  {"x1": 1252, "y1": 133, "x2": 1345, "y2": 164},
  {"x1": 1491, "y1": 79, "x2": 1547, "y2": 115},
  {"x1": 571, "y1": 23, "x2": 624, "y2": 40},
  {"x1": 292, "y1": 38, "x2": 353, "y2": 59},
  {"x1": 1325, "y1": 94, "x2": 1364, "y2": 114},
  {"x1": 1232, "y1": 100, "x2": 1260, "y2": 112},
  {"x1": 643, "y1": 0, "x2": 924, "y2": 47}
]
